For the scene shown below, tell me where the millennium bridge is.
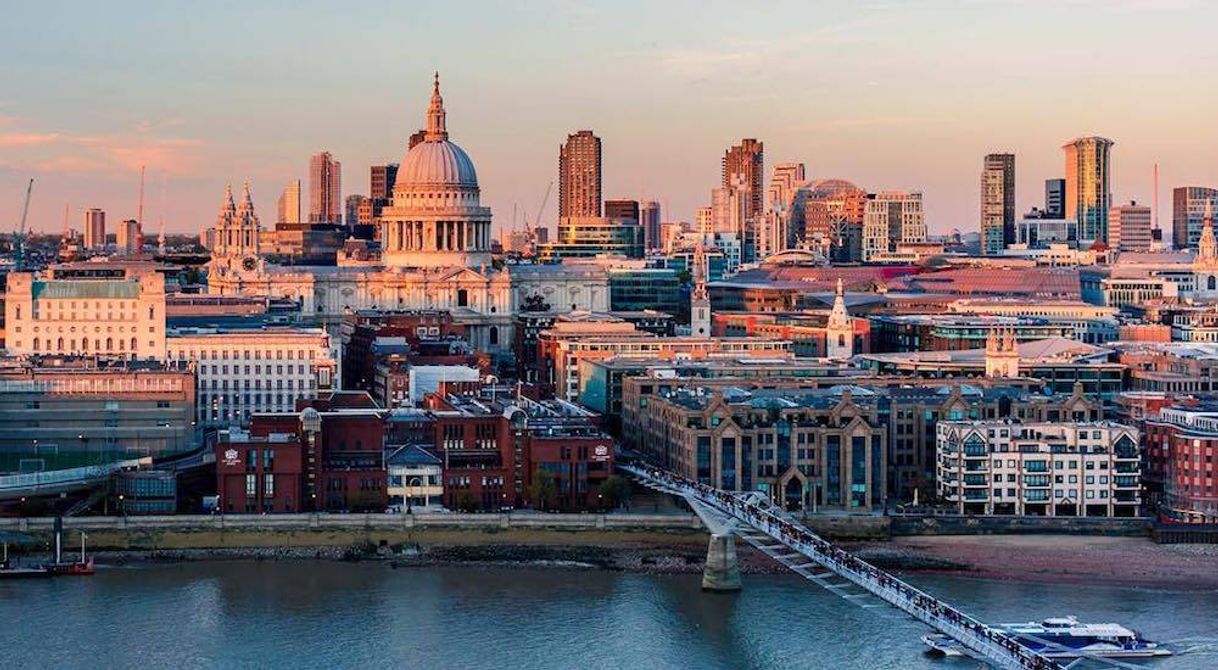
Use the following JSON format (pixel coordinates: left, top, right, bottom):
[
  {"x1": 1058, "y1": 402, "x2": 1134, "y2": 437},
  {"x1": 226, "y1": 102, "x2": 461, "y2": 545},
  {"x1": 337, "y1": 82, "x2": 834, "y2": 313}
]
[{"x1": 622, "y1": 464, "x2": 1136, "y2": 670}]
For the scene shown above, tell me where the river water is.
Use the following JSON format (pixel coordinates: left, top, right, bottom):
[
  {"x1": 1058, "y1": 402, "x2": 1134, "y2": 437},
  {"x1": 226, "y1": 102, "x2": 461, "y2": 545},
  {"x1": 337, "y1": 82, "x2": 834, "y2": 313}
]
[{"x1": 1, "y1": 561, "x2": 1214, "y2": 669}]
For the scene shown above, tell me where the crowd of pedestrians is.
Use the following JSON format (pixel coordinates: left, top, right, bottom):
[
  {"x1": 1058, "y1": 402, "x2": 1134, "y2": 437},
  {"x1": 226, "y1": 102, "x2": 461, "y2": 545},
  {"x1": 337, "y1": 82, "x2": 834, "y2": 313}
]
[{"x1": 641, "y1": 466, "x2": 1058, "y2": 670}]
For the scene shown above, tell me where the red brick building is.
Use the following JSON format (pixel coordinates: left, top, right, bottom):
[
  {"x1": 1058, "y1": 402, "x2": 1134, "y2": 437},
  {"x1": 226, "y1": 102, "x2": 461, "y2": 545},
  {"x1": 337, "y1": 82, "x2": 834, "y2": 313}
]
[{"x1": 1143, "y1": 404, "x2": 1218, "y2": 523}]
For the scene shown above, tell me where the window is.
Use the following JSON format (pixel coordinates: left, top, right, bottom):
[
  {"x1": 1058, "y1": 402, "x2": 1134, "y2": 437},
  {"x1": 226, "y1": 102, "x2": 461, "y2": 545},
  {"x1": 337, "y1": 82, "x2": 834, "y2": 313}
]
[
  {"x1": 264, "y1": 474, "x2": 275, "y2": 496},
  {"x1": 245, "y1": 474, "x2": 257, "y2": 496}
]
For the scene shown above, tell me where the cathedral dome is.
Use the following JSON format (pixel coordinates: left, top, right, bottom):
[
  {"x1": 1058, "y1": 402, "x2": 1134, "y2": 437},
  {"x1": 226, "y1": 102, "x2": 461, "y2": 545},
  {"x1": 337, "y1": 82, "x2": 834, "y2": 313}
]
[
  {"x1": 400, "y1": 139, "x2": 478, "y2": 187},
  {"x1": 397, "y1": 73, "x2": 478, "y2": 189}
]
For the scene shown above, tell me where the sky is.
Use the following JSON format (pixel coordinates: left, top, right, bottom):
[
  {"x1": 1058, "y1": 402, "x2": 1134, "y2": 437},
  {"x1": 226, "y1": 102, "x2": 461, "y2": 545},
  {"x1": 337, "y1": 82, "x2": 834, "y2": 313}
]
[{"x1": 2, "y1": 0, "x2": 1217, "y2": 241}]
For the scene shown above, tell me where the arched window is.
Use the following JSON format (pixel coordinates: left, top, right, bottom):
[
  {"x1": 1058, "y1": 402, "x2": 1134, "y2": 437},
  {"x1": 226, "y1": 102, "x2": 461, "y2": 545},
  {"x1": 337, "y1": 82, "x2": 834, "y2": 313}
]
[
  {"x1": 130, "y1": 337, "x2": 137, "y2": 351},
  {"x1": 106, "y1": 337, "x2": 113, "y2": 350},
  {"x1": 1208, "y1": 275, "x2": 1215, "y2": 292},
  {"x1": 148, "y1": 306, "x2": 155, "y2": 320},
  {"x1": 81, "y1": 338, "x2": 88, "y2": 352},
  {"x1": 489, "y1": 326, "x2": 499, "y2": 345},
  {"x1": 57, "y1": 337, "x2": 64, "y2": 351},
  {"x1": 32, "y1": 338, "x2": 40, "y2": 351},
  {"x1": 94, "y1": 338, "x2": 101, "y2": 351}
]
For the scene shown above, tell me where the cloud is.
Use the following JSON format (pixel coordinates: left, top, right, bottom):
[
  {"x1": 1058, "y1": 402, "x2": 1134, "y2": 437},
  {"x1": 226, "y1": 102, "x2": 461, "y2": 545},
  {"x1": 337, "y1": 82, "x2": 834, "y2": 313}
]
[{"x1": 0, "y1": 123, "x2": 204, "y2": 176}]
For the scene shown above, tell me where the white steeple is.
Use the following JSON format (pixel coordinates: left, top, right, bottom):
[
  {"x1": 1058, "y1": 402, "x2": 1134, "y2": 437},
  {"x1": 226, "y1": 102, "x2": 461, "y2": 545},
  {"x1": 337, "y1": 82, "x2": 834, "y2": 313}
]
[
  {"x1": 690, "y1": 241, "x2": 711, "y2": 338},
  {"x1": 826, "y1": 278, "x2": 853, "y2": 358}
]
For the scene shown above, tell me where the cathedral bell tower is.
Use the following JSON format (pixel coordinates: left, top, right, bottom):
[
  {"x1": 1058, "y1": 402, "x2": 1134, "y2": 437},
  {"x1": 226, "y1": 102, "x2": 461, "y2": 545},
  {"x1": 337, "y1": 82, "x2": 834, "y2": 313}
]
[
  {"x1": 826, "y1": 278, "x2": 853, "y2": 358},
  {"x1": 208, "y1": 182, "x2": 264, "y2": 282},
  {"x1": 690, "y1": 241, "x2": 711, "y2": 337},
  {"x1": 1193, "y1": 200, "x2": 1218, "y2": 297},
  {"x1": 985, "y1": 326, "x2": 1020, "y2": 378}
]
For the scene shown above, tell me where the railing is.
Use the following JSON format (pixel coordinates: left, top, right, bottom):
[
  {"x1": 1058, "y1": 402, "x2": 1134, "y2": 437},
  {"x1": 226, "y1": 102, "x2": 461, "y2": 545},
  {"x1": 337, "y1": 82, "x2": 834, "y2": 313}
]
[
  {"x1": 0, "y1": 457, "x2": 151, "y2": 495},
  {"x1": 623, "y1": 464, "x2": 1059, "y2": 670}
]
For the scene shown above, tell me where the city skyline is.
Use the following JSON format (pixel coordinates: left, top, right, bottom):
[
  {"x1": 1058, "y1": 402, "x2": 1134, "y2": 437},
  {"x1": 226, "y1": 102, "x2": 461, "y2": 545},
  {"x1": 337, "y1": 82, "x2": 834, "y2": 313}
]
[{"x1": 2, "y1": 1, "x2": 1218, "y2": 241}]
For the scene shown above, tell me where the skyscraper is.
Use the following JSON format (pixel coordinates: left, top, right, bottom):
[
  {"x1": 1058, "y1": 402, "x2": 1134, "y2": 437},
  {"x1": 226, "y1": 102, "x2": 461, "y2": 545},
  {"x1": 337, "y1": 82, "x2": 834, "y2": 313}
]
[
  {"x1": 83, "y1": 208, "x2": 106, "y2": 250},
  {"x1": 1044, "y1": 178, "x2": 1065, "y2": 219},
  {"x1": 559, "y1": 130, "x2": 602, "y2": 218},
  {"x1": 722, "y1": 138, "x2": 763, "y2": 261},
  {"x1": 764, "y1": 162, "x2": 806, "y2": 258},
  {"x1": 309, "y1": 151, "x2": 342, "y2": 224},
  {"x1": 980, "y1": 153, "x2": 1016, "y2": 255},
  {"x1": 862, "y1": 191, "x2": 925, "y2": 261},
  {"x1": 277, "y1": 180, "x2": 301, "y2": 224},
  {"x1": 1063, "y1": 136, "x2": 1113, "y2": 243},
  {"x1": 370, "y1": 164, "x2": 399, "y2": 202},
  {"x1": 640, "y1": 200, "x2": 661, "y2": 251},
  {"x1": 116, "y1": 218, "x2": 140, "y2": 253},
  {"x1": 1172, "y1": 186, "x2": 1218, "y2": 250}
]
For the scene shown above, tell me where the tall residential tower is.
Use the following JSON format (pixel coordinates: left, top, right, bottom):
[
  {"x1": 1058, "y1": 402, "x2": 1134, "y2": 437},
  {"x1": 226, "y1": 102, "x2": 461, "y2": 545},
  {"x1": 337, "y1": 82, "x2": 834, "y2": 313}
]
[
  {"x1": 980, "y1": 153, "x2": 1016, "y2": 255},
  {"x1": 559, "y1": 130, "x2": 602, "y2": 219},
  {"x1": 309, "y1": 151, "x2": 342, "y2": 224}
]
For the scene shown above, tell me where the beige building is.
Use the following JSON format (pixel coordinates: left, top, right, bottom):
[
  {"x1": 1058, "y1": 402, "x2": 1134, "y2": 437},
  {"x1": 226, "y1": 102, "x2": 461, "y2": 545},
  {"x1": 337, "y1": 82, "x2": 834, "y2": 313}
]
[
  {"x1": 116, "y1": 218, "x2": 141, "y2": 254},
  {"x1": 166, "y1": 326, "x2": 337, "y2": 428},
  {"x1": 83, "y1": 208, "x2": 106, "y2": 250},
  {"x1": 559, "y1": 130, "x2": 602, "y2": 219},
  {"x1": 4, "y1": 269, "x2": 166, "y2": 358},
  {"x1": 862, "y1": 191, "x2": 926, "y2": 261},
  {"x1": 1109, "y1": 201, "x2": 1152, "y2": 252},
  {"x1": 278, "y1": 180, "x2": 302, "y2": 224}
]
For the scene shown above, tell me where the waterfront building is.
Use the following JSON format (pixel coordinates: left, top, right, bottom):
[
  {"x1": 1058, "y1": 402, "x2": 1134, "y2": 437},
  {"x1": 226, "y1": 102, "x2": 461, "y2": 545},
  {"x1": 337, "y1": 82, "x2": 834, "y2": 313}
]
[
  {"x1": 1109, "y1": 201, "x2": 1153, "y2": 252},
  {"x1": 980, "y1": 153, "x2": 1016, "y2": 256},
  {"x1": 0, "y1": 358, "x2": 196, "y2": 473},
  {"x1": 1143, "y1": 404, "x2": 1218, "y2": 523},
  {"x1": 309, "y1": 151, "x2": 342, "y2": 224},
  {"x1": 862, "y1": 191, "x2": 925, "y2": 261},
  {"x1": 1045, "y1": 178, "x2": 1066, "y2": 219},
  {"x1": 1171, "y1": 186, "x2": 1218, "y2": 250},
  {"x1": 277, "y1": 180, "x2": 302, "y2": 224},
  {"x1": 4, "y1": 267, "x2": 166, "y2": 358},
  {"x1": 637, "y1": 384, "x2": 887, "y2": 511},
  {"x1": 83, "y1": 208, "x2": 106, "y2": 250},
  {"x1": 936, "y1": 420, "x2": 1141, "y2": 517},
  {"x1": 386, "y1": 444, "x2": 443, "y2": 510},
  {"x1": 1063, "y1": 136, "x2": 1114, "y2": 243},
  {"x1": 166, "y1": 325, "x2": 337, "y2": 428},
  {"x1": 559, "y1": 130, "x2": 602, "y2": 219}
]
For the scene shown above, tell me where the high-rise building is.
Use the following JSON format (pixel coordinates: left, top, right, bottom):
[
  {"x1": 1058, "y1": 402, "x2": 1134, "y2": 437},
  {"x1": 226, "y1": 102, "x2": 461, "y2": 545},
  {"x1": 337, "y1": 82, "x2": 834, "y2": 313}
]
[
  {"x1": 604, "y1": 199, "x2": 639, "y2": 223},
  {"x1": 695, "y1": 207, "x2": 713, "y2": 238},
  {"x1": 309, "y1": 151, "x2": 342, "y2": 224},
  {"x1": 862, "y1": 191, "x2": 925, "y2": 261},
  {"x1": 407, "y1": 130, "x2": 426, "y2": 151},
  {"x1": 345, "y1": 194, "x2": 366, "y2": 229},
  {"x1": 116, "y1": 219, "x2": 141, "y2": 254},
  {"x1": 277, "y1": 180, "x2": 301, "y2": 224},
  {"x1": 764, "y1": 162, "x2": 806, "y2": 258},
  {"x1": 83, "y1": 208, "x2": 106, "y2": 250},
  {"x1": 722, "y1": 138, "x2": 763, "y2": 261},
  {"x1": 1172, "y1": 186, "x2": 1218, "y2": 250},
  {"x1": 710, "y1": 184, "x2": 747, "y2": 238},
  {"x1": 793, "y1": 179, "x2": 868, "y2": 262},
  {"x1": 1063, "y1": 136, "x2": 1113, "y2": 243},
  {"x1": 1109, "y1": 201, "x2": 1153, "y2": 252},
  {"x1": 1045, "y1": 178, "x2": 1065, "y2": 219},
  {"x1": 980, "y1": 153, "x2": 1016, "y2": 256},
  {"x1": 370, "y1": 164, "x2": 399, "y2": 202},
  {"x1": 559, "y1": 130, "x2": 602, "y2": 219},
  {"x1": 640, "y1": 200, "x2": 661, "y2": 251}
]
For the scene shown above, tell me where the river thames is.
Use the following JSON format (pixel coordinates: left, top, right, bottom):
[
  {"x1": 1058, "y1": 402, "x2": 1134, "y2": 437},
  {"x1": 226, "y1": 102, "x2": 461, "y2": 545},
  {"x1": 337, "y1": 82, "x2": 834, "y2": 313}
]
[{"x1": 1, "y1": 561, "x2": 1214, "y2": 669}]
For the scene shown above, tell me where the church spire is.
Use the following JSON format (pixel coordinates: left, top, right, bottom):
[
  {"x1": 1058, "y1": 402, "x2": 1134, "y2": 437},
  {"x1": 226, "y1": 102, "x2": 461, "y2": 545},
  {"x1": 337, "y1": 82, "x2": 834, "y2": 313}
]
[
  {"x1": 425, "y1": 71, "x2": 448, "y2": 141},
  {"x1": 1196, "y1": 199, "x2": 1216, "y2": 266},
  {"x1": 239, "y1": 180, "x2": 254, "y2": 212},
  {"x1": 221, "y1": 183, "x2": 236, "y2": 214}
]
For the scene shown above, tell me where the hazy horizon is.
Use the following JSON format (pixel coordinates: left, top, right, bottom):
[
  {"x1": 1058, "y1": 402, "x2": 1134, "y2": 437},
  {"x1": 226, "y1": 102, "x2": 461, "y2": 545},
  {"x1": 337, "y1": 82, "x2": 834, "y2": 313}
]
[{"x1": 2, "y1": 0, "x2": 1216, "y2": 241}]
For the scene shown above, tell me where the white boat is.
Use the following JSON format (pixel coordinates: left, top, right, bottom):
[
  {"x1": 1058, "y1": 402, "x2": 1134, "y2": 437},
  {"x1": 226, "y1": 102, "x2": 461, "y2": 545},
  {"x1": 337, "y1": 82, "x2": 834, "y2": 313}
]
[
  {"x1": 921, "y1": 633, "x2": 968, "y2": 657},
  {"x1": 996, "y1": 616, "x2": 1172, "y2": 659}
]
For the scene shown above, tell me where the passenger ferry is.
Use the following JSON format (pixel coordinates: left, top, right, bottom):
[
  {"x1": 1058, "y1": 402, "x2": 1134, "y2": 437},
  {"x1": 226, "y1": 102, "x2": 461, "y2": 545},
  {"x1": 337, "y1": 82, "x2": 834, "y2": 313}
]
[{"x1": 923, "y1": 616, "x2": 1171, "y2": 660}]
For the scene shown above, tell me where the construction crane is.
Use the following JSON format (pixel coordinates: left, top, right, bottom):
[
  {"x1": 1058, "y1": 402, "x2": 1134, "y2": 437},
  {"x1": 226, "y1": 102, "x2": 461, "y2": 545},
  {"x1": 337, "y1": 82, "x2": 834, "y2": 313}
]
[
  {"x1": 13, "y1": 178, "x2": 33, "y2": 270},
  {"x1": 532, "y1": 180, "x2": 553, "y2": 235}
]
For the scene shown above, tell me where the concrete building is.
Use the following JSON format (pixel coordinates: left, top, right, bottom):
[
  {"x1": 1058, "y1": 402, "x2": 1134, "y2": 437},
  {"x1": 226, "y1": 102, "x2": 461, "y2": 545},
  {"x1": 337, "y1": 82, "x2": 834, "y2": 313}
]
[
  {"x1": 116, "y1": 218, "x2": 141, "y2": 254},
  {"x1": 559, "y1": 130, "x2": 602, "y2": 219},
  {"x1": 166, "y1": 326, "x2": 337, "y2": 428},
  {"x1": 1172, "y1": 186, "x2": 1218, "y2": 250},
  {"x1": 1063, "y1": 136, "x2": 1114, "y2": 243},
  {"x1": 936, "y1": 420, "x2": 1140, "y2": 516},
  {"x1": 370, "y1": 163, "x2": 399, "y2": 201},
  {"x1": 1015, "y1": 215, "x2": 1078, "y2": 248},
  {"x1": 277, "y1": 180, "x2": 302, "y2": 224},
  {"x1": 792, "y1": 179, "x2": 868, "y2": 262},
  {"x1": 83, "y1": 208, "x2": 106, "y2": 250},
  {"x1": 4, "y1": 269, "x2": 166, "y2": 358},
  {"x1": 0, "y1": 358, "x2": 196, "y2": 473},
  {"x1": 1107, "y1": 201, "x2": 1152, "y2": 253},
  {"x1": 1045, "y1": 178, "x2": 1066, "y2": 219},
  {"x1": 980, "y1": 153, "x2": 1016, "y2": 255},
  {"x1": 862, "y1": 191, "x2": 925, "y2": 261},
  {"x1": 640, "y1": 200, "x2": 660, "y2": 251},
  {"x1": 309, "y1": 151, "x2": 342, "y2": 224},
  {"x1": 722, "y1": 139, "x2": 764, "y2": 262},
  {"x1": 344, "y1": 194, "x2": 366, "y2": 230},
  {"x1": 763, "y1": 162, "x2": 806, "y2": 258}
]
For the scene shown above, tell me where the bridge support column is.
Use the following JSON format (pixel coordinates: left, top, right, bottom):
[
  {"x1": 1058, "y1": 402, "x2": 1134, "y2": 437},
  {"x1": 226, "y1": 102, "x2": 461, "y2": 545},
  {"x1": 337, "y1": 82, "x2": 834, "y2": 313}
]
[{"x1": 701, "y1": 532, "x2": 741, "y2": 592}]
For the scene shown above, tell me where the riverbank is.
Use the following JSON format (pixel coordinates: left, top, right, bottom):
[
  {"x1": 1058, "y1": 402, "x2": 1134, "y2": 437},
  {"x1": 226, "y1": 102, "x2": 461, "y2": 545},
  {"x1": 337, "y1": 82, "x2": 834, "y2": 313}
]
[{"x1": 854, "y1": 535, "x2": 1218, "y2": 591}]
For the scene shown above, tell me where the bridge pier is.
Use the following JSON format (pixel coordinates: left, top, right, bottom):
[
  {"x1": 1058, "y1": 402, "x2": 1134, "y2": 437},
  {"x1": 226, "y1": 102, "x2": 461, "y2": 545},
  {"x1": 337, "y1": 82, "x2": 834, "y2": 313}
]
[{"x1": 701, "y1": 532, "x2": 741, "y2": 592}]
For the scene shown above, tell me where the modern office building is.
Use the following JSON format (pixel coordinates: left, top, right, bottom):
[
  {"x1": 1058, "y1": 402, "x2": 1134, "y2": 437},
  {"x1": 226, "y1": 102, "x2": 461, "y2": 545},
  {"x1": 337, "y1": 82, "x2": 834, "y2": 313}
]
[
  {"x1": 640, "y1": 200, "x2": 661, "y2": 251},
  {"x1": 1045, "y1": 178, "x2": 1066, "y2": 219},
  {"x1": 723, "y1": 138, "x2": 764, "y2": 261},
  {"x1": 936, "y1": 420, "x2": 1141, "y2": 516},
  {"x1": 1015, "y1": 215, "x2": 1078, "y2": 248},
  {"x1": 83, "y1": 208, "x2": 106, "y2": 250},
  {"x1": 344, "y1": 194, "x2": 365, "y2": 229},
  {"x1": 980, "y1": 153, "x2": 1015, "y2": 255},
  {"x1": 862, "y1": 191, "x2": 926, "y2": 261},
  {"x1": 1108, "y1": 201, "x2": 1153, "y2": 252},
  {"x1": 1063, "y1": 136, "x2": 1113, "y2": 243},
  {"x1": 559, "y1": 130, "x2": 602, "y2": 218},
  {"x1": 1172, "y1": 186, "x2": 1218, "y2": 250},
  {"x1": 308, "y1": 151, "x2": 342, "y2": 224},
  {"x1": 608, "y1": 267, "x2": 681, "y2": 315},
  {"x1": 538, "y1": 216, "x2": 644, "y2": 260},
  {"x1": 277, "y1": 180, "x2": 301, "y2": 224},
  {"x1": 604, "y1": 199, "x2": 639, "y2": 223}
]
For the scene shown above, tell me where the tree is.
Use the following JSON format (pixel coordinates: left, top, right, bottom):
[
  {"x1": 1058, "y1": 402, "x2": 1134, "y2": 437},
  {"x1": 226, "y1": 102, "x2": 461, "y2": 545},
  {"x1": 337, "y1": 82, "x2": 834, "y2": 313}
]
[
  {"x1": 598, "y1": 475, "x2": 631, "y2": 510},
  {"x1": 529, "y1": 469, "x2": 558, "y2": 511}
]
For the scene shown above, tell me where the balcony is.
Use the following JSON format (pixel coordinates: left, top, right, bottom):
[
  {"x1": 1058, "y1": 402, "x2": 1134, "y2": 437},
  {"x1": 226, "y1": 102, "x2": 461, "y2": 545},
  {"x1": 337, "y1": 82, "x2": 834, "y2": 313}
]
[{"x1": 963, "y1": 490, "x2": 989, "y2": 501}]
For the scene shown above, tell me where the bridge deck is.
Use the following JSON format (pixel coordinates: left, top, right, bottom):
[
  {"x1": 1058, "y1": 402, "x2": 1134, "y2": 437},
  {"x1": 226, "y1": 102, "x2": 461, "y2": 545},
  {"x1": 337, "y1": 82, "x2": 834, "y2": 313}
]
[{"x1": 622, "y1": 464, "x2": 1063, "y2": 670}]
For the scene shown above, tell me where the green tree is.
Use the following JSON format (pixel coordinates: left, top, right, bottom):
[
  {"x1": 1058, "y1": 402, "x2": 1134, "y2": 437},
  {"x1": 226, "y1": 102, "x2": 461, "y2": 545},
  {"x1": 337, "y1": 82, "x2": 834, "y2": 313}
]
[
  {"x1": 598, "y1": 475, "x2": 631, "y2": 510},
  {"x1": 529, "y1": 469, "x2": 558, "y2": 511}
]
